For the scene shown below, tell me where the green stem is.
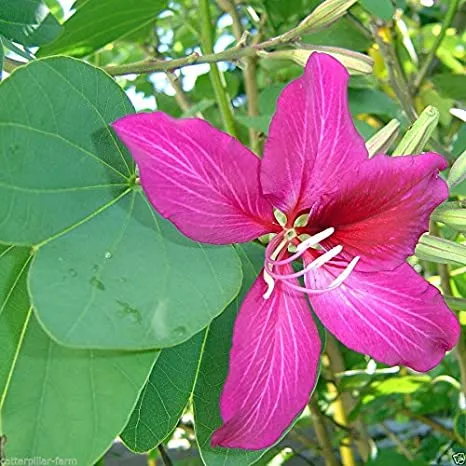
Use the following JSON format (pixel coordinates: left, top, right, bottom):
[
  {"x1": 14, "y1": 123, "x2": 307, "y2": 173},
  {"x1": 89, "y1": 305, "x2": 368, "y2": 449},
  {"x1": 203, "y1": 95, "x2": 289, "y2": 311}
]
[
  {"x1": 157, "y1": 445, "x2": 173, "y2": 466},
  {"x1": 412, "y1": 0, "x2": 460, "y2": 91},
  {"x1": 199, "y1": 0, "x2": 236, "y2": 136}
]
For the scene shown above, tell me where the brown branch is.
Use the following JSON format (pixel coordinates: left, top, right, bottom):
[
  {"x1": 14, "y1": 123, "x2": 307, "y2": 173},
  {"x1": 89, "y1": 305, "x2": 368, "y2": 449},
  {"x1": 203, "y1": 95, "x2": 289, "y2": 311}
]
[
  {"x1": 217, "y1": 0, "x2": 260, "y2": 152},
  {"x1": 309, "y1": 398, "x2": 340, "y2": 466},
  {"x1": 326, "y1": 335, "x2": 372, "y2": 462}
]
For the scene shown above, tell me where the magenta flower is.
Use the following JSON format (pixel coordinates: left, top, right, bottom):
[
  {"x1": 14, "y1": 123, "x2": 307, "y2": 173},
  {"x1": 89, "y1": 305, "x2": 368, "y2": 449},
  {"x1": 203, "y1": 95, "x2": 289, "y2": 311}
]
[{"x1": 113, "y1": 53, "x2": 459, "y2": 450}]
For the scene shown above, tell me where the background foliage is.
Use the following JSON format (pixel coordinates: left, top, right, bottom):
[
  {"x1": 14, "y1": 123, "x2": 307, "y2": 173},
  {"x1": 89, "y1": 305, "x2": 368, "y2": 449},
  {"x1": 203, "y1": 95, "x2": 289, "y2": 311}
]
[{"x1": 0, "y1": 0, "x2": 466, "y2": 465}]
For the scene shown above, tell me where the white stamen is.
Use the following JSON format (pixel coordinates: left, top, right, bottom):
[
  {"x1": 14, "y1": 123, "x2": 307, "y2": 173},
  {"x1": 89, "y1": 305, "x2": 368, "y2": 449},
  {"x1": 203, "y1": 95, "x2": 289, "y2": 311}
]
[
  {"x1": 296, "y1": 227, "x2": 335, "y2": 253},
  {"x1": 263, "y1": 269, "x2": 275, "y2": 299},
  {"x1": 329, "y1": 255, "x2": 360, "y2": 288},
  {"x1": 307, "y1": 245, "x2": 343, "y2": 270}
]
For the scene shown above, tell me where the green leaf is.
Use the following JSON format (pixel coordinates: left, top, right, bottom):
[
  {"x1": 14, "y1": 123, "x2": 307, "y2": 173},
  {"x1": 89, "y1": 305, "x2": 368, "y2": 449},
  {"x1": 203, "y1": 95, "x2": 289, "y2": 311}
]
[
  {"x1": 0, "y1": 57, "x2": 134, "y2": 246},
  {"x1": 0, "y1": 244, "x2": 159, "y2": 463},
  {"x1": 0, "y1": 245, "x2": 31, "y2": 403},
  {"x1": 432, "y1": 74, "x2": 466, "y2": 101},
  {"x1": 369, "y1": 375, "x2": 430, "y2": 397},
  {"x1": 1, "y1": 315, "x2": 158, "y2": 463},
  {"x1": 349, "y1": 89, "x2": 399, "y2": 118},
  {"x1": 359, "y1": 0, "x2": 395, "y2": 20},
  {"x1": 121, "y1": 330, "x2": 206, "y2": 452},
  {"x1": 120, "y1": 243, "x2": 269, "y2": 462},
  {"x1": 354, "y1": 119, "x2": 377, "y2": 140},
  {"x1": 302, "y1": 18, "x2": 372, "y2": 51},
  {"x1": 366, "y1": 450, "x2": 429, "y2": 466},
  {"x1": 0, "y1": 36, "x2": 3, "y2": 80},
  {"x1": 0, "y1": 0, "x2": 62, "y2": 47},
  {"x1": 455, "y1": 411, "x2": 466, "y2": 439},
  {"x1": 258, "y1": 84, "x2": 286, "y2": 115},
  {"x1": 2, "y1": 56, "x2": 242, "y2": 351},
  {"x1": 235, "y1": 115, "x2": 271, "y2": 134},
  {"x1": 29, "y1": 190, "x2": 242, "y2": 350},
  {"x1": 0, "y1": 35, "x2": 34, "y2": 60},
  {"x1": 193, "y1": 243, "x2": 270, "y2": 466},
  {"x1": 38, "y1": 0, "x2": 168, "y2": 58}
]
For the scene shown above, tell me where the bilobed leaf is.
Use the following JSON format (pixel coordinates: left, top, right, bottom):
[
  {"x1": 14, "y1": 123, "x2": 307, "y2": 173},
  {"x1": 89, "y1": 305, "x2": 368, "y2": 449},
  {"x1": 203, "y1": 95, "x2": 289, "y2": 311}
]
[
  {"x1": 0, "y1": 0, "x2": 62, "y2": 47},
  {"x1": 38, "y1": 0, "x2": 168, "y2": 58},
  {"x1": 1, "y1": 57, "x2": 242, "y2": 350},
  {"x1": 29, "y1": 190, "x2": 242, "y2": 350},
  {"x1": 0, "y1": 57, "x2": 134, "y2": 246},
  {"x1": 0, "y1": 245, "x2": 158, "y2": 463},
  {"x1": 121, "y1": 331, "x2": 206, "y2": 452}
]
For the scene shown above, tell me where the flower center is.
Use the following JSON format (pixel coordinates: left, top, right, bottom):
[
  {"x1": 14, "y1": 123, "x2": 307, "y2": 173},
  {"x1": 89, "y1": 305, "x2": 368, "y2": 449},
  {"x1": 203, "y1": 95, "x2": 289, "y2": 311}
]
[{"x1": 262, "y1": 227, "x2": 360, "y2": 299}]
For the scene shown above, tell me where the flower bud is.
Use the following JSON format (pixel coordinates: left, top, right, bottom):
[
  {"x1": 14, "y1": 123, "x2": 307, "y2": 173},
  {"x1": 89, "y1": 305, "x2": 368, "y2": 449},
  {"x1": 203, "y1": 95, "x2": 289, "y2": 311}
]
[
  {"x1": 432, "y1": 201, "x2": 466, "y2": 233},
  {"x1": 259, "y1": 47, "x2": 373, "y2": 75},
  {"x1": 448, "y1": 149, "x2": 466, "y2": 189},
  {"x1": 416, "y1": 234, "x2": 466, "y2": 265},
  {"x1": 366, "y1": 119, "x2": 400, "y2": 157},
  {"x1": 296, "y1": 0, "x2": 359, "y2": 33},
  {"x1": 392, "y1": 106, "x2": 439, "y2": 156}
]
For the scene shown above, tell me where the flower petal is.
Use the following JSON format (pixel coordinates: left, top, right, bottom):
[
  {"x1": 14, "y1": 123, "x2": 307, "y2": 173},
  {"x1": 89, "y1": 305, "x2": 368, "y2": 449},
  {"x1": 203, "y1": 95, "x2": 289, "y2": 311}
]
[
  {"x1": 212, "y1": 268, "x2": 321, "y2": 450},
  {"x1": 260, "y1": 52, "x2": 368, "y2": 218},
  {"x1": 113, "y1": 113, "x2": 276, "y2": 244},
  {"x1": 305, "y1": 260, "x2": 459, "y2": 372},
  {"x1": 307, "y1": 153, "x2": 448, "y2": 271}
]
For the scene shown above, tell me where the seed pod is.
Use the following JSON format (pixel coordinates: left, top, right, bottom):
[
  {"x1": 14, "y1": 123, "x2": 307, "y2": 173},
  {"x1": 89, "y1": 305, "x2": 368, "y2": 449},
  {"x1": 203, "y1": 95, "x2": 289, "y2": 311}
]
[{"x1": 366, "y1": 119, "x2": 400, "y2": 157}]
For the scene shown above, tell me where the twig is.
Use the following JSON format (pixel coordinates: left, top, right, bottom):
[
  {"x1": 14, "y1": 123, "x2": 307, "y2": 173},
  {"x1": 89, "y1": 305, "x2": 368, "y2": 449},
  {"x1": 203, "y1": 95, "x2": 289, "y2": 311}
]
[
  {"x1": 199, "y1": 0, "x2": 237, "y2": 136},
  {"x1": 165, "y1": 71, "x2": 204, "y2": 118},
  {"x1": 217, "y1": 0, "x2": 260, "y2": 152},
  {"x1": 371, "y1": 21, "x2": 417, "y2": 121},
  {"x1": 380, "y1": 422, "x2": 414, "y2": 460},
  {"x1": 370, "y1": 21, "x2": 449, "y2": 157},
  {"x1": 398, "y1": 407, "x2": 465, "y2": 446},
  {"x1": 157, "y1": 445, "x2": 173, "y2": 466},
  {"x1": 412, "y1": 0, "x2": 460, "y2": 91},
  {"x1": 101, "y1": 13, "x2": 309, "y2": 77},
  {"x1": 309, "y1": 398, "x2": 340, "y2": 466}
]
